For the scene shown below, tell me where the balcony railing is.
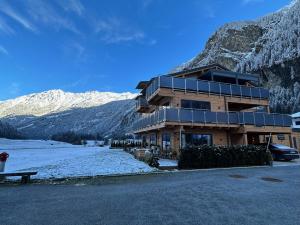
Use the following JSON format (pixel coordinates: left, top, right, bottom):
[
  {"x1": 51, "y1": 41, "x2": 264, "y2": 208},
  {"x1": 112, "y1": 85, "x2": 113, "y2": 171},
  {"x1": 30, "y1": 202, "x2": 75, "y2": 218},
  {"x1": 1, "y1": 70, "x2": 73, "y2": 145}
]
[
  {"x1": 133, "y1": 108, "x2": 292, "y2": 131},
  {"x1": 145, "y1": 76, "x2": 269, "y2": 101},
  {"x1": 136, "y1": 96, "x2": 149, "y2": 110}
]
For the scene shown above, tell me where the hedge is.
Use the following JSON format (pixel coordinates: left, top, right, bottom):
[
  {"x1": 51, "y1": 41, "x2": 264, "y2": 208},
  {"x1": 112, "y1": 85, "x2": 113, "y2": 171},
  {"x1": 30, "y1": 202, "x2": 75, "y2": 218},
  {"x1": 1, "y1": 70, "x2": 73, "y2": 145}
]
[{"x1": 178, "y1": 145, "x2": 272, "y2": 169}]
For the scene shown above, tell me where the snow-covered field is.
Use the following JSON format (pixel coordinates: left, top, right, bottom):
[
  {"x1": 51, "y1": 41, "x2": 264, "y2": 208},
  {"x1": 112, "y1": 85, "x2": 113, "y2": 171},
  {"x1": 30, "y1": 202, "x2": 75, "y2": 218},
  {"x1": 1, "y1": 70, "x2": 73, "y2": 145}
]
[{"x1": 0, "y1": 139, "x2": 155, "y2": 179}]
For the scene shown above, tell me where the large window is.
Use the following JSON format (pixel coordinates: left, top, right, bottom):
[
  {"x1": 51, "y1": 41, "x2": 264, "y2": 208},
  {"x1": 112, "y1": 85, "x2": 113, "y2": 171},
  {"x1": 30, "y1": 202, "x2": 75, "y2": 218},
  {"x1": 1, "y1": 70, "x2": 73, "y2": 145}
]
[
  {"x1": 162, "y1": 133, "x2": 171, "y2": 151},
  {"x1": 181, "y1": 133, "x2": 212, "y2": 149},
  {"x1": 181, "y1": 100, "x2": 211, "y2": 111},
  {"x1": 150, "y1": 133, "x2": 157, "y2": 145}
]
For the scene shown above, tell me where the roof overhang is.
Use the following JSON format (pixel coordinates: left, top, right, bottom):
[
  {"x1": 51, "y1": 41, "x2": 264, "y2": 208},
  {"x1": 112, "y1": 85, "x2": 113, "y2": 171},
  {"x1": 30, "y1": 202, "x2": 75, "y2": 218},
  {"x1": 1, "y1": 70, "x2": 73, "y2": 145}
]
[{"x1": 135, "y1": 81, "x2": 149, "y2": 89}]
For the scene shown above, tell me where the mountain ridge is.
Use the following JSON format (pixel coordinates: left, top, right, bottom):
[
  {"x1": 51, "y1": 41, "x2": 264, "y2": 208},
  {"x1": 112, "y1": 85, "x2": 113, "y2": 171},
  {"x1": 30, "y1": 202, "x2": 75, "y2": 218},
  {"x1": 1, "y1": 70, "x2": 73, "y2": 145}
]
[
  {"x1": 0, "y1": 90, "x2": 137, "y2": 138},
  {"x1": 174, "y1": 0, "x2": 300, "y2": 113}
]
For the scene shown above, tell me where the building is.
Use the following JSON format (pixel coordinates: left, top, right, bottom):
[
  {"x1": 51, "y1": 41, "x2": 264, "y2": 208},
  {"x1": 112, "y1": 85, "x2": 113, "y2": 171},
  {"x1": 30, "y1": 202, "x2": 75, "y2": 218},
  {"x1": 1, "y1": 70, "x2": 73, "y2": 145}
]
[
  {"x1": 291, "y1": 112, "x2": 300, "y2": 150},
  {"x1": 133, "y1": 64, "x2": 293, "y2": 157}
]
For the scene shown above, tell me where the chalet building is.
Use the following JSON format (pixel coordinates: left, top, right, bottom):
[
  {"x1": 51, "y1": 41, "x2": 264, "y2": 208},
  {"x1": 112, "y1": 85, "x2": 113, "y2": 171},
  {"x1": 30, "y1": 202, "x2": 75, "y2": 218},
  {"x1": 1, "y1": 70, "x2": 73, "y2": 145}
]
[{"x1": 133, "y1": 64, "x2": 293, "y2": 157}]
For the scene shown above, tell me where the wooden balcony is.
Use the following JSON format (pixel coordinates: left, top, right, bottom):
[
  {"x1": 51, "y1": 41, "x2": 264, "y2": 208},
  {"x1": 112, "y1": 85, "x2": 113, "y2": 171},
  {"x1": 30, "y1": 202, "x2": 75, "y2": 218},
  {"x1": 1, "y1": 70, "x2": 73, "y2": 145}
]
[
  {"x1": 133, "y1": 108, "x2": 292, "y2": 133},
  {"x1": 145, "y1": 76, "x2": 269, "y2": 104}
]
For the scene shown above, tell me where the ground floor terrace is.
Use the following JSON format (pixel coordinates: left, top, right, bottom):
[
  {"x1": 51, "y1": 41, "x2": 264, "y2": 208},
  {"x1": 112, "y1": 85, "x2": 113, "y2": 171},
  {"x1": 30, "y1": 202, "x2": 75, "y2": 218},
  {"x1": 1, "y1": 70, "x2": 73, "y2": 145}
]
[{"x1": 135, "y1": 125, "x2": 296, "y2": 158}]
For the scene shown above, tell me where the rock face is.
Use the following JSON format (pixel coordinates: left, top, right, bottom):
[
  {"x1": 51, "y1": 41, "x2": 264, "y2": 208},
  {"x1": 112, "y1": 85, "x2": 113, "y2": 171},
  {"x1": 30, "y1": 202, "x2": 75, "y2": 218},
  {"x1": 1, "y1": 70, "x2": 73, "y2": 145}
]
[
  {"x1": 0, "y1": 90, "x2": 137, "y2": 139},
  {"x1": 175, "y1": 0, "x2": 300, "y2": 113}
]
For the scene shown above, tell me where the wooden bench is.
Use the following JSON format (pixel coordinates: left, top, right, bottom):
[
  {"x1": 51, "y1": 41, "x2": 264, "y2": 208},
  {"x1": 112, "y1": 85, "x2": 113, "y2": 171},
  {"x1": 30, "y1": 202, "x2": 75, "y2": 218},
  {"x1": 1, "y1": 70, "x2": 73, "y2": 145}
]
[{"x1": 0, "y1": 171, "x2": 38, "y2": 184}]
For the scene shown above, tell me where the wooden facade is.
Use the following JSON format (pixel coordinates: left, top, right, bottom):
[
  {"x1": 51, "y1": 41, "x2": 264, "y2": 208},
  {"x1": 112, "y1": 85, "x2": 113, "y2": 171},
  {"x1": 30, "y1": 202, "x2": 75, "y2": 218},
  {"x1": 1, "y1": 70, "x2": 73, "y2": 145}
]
[{"x1": 133, "y1": 64, "x2": 293, "y2": 156}]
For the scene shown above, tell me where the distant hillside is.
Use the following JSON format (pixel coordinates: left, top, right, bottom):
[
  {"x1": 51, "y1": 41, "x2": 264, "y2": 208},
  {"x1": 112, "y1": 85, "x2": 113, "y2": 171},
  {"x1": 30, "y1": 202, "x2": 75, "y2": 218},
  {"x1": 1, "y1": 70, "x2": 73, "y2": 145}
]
[
  {"x1": 0, "y1": 90, "x2": 137, "y2": 139},
  {"x1": 0, "y1": 121, "x2": 22, "y2": 139}
]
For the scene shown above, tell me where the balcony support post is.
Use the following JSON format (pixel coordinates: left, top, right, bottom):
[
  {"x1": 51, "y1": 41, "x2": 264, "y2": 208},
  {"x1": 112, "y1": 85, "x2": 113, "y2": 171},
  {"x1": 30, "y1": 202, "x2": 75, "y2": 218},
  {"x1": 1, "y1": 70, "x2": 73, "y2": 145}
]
[{"x1": 172, "y1": 77, "x2": 174, "y2": 92}]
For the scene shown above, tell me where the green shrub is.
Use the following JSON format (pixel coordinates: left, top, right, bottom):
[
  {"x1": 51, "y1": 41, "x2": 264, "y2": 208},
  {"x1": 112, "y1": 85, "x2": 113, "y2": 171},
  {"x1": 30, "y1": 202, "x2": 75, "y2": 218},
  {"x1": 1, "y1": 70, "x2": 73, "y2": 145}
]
[{"x1": 178, "y1": 145, "x2": 271, "y2": 169}]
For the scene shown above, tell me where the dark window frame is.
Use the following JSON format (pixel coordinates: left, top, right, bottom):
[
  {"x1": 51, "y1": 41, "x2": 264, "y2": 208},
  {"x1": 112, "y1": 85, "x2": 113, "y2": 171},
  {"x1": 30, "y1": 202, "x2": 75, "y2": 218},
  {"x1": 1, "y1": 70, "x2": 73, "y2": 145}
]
[{"x1": 181, "y1": 99, "x2": 211, "y2": 111}]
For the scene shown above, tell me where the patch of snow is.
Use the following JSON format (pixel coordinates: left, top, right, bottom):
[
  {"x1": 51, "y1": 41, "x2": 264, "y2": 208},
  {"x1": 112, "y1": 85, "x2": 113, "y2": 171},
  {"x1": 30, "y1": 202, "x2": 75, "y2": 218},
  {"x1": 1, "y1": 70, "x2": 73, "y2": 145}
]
[
  {"x1": 159, "y1": 159, "x2": 178, "y2": 167},
  {"x1": 0, "y1": 139, "x2": 155, "y2": 179}
]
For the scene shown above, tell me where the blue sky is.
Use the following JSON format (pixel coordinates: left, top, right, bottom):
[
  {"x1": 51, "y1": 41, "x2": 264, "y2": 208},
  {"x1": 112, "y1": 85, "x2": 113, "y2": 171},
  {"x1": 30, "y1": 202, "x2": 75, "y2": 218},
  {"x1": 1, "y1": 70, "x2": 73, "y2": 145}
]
[{"x1": 0, "y1": 0, "x2": 292, "y2": 100}]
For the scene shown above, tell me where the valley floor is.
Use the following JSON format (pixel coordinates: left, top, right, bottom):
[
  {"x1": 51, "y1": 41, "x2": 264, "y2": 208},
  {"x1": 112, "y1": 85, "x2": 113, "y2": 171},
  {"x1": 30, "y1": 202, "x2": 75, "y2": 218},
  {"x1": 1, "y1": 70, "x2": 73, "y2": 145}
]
[{"x1": 0, "y1": 139, "x2": 155, "y2": 179}]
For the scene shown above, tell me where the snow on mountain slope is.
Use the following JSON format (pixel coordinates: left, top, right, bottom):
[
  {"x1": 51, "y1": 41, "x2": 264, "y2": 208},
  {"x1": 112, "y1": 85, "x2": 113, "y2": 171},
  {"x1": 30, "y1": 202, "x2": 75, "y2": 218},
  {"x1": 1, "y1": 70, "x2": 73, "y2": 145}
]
[
  {"x1": 0, "y1": 90, "x2": 137, "y2": 138},
  {"x1": 0, "y1": 89, "x2": 137, "y2": 117},
  {"x1": 174, "y1": 0, "x2": 300, "y2": 113}
]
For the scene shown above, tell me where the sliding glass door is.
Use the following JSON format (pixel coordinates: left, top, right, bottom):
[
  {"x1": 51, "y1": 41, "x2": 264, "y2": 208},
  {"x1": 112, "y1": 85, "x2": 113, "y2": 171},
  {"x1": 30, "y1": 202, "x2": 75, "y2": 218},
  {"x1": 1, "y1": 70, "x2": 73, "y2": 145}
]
[{"x1": 181, "y1": 133, "x2": 212, "y2": 149}]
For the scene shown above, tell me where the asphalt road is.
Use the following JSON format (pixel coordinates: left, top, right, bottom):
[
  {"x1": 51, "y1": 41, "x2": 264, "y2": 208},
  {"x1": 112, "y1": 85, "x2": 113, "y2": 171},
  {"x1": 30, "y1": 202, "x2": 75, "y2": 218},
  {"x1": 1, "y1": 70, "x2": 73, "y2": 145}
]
[{"x1": 1, "y1": 166, "x2": 300, "y2": 225}]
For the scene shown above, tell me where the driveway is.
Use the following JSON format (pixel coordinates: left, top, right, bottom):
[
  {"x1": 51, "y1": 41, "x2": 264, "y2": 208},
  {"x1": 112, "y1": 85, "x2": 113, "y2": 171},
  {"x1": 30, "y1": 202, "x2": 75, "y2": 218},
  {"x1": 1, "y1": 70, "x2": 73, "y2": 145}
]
[
  {"x1": 273, "y1": 158, "x2": 300, "y2": 167},
  {"x1": 1, "y1": 166, "x2": 300, "y2": 225}
]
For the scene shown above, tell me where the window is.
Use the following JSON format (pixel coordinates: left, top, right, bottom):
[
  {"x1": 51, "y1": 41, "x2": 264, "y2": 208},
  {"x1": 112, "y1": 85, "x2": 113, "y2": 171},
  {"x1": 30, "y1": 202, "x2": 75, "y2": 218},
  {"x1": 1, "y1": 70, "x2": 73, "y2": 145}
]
[
  {"x1": 150, "y1": 133, "x2": 157, "y2": 145},
  {"x1": 162, "y1": 133, "x2": 171, "y2": 151},
  {"x1": 181, "y1": 100, "x2": 211, "y2": 110},
  {"x1": 277, "y1": 134, "x2": 285, "y2": 140},
  {"x1": 181, "y1": 133, "x2": 212, "y2": 149},
  {"x1": 295, "y1": 121, "x2": 300, "y2": 125}
]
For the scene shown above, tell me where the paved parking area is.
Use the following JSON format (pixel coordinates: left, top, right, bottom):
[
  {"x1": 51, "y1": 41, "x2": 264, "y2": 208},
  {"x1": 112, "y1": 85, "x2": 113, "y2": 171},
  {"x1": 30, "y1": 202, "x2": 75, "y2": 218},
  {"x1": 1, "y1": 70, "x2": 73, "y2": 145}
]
[
  {"x1": 1, "y1": 165, "x2": 300, "y2": 225},
  {"x1": 273, "y1": 158, "x2": 300, "y2": 167}
]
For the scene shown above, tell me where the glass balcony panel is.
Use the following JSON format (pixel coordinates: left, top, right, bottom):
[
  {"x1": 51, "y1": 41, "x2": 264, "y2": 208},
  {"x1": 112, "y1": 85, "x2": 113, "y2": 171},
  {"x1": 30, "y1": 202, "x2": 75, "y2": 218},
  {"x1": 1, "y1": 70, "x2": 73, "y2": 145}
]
[
  {"x1": 220, "y1": 84, "x2": 231, "y2": 95},
  {"x1": 251, "y1": 88, "x2": 260, "y2": 98},
  {"x1": 166, "y1": 108, "x2": 179, "y2": 122},
  {"x1": 193, "y1": 110, "x2": 206, "y2": 123},
  {"x1": 231, "y1": 85, "x2": 241, "y2": 97},
  {"x1": 209, "y1": 82, "x2": 220, "y2": 94},
  {"x1": 283, "y1": 115, "x2": 292, "y2": 126},
  {"x1": 173, "y1": 78, "x2": 185, "y2": 89},
  {"x1": 205, "y1": 112, "x2": 217, "y2": 123},
  {"x1": 216, "y1": 112, "x2": 228, "y2": 124},
  {"x1": 260, "y1": 89, "x2": 269, "y2": 99},
  {"x1": 274, "y1": 114, "x2": 284, "y2": 126},
  {"x1": 243, "y1": 112, "x2": 255, "y2": 124},
  {"x1": 254, "y1": 113, "x2": 265, "y2": 126},
  {"x1": 197, "y1": 80, "x2": 210, "y2": 93},
  {"x1": 186, "y1": 79, "x2": 197, "y2": 91},
  {"x1": 241, "y1": 86, "x2": 251, "y2": 97},
  {"x1": 160, "y1": 76, "x2": 172, "y2": 88},
  {"x1": 180, "y1": 109, "x2": 193, "y2": 122},
  {"x1": 229, "y1": 112, "x2": 239, "y2": 124}
]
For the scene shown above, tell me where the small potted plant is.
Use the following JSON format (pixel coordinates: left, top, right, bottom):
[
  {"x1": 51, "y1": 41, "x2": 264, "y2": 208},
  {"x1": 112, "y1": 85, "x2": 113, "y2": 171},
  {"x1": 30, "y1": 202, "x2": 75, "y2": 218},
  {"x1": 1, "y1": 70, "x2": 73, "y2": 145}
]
[{"x1": 0, "y1": 152, "x2": 9, "y2": 172}]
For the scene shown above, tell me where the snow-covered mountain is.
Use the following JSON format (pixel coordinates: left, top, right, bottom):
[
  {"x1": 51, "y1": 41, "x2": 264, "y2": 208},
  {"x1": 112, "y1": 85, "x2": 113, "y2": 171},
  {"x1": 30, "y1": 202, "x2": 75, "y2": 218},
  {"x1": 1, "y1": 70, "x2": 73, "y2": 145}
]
[
  {"x1": 0, "y1": 90, "x2": 137, "y2": 138},
  {"x1": 175, "y1": 0, "x2": 300, "y2": 113},
  {"x1": 0, "y1": 89, "x2": 136, "y2": 117}
]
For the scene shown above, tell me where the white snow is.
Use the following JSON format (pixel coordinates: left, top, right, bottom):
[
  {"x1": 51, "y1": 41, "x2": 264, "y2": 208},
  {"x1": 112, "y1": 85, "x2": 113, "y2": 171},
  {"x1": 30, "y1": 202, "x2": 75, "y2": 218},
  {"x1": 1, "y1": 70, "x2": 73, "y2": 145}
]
[
  {"x1": 159, "y1": 159, "x2": 178, "y2": 167},
  {"x1": 0, "y1": 139, "x2": 155, "y2": 179},
  {"x1": 0, "y1": 89, "x2": 137, "y2": 117}
]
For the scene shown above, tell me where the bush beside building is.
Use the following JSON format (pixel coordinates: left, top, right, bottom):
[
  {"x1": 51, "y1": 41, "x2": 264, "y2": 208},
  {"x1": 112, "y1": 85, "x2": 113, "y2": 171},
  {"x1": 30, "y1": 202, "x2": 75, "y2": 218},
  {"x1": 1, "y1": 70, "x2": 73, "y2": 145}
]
[{"x1": 178, "y1": 145, "x2": 272, "y2": 169}]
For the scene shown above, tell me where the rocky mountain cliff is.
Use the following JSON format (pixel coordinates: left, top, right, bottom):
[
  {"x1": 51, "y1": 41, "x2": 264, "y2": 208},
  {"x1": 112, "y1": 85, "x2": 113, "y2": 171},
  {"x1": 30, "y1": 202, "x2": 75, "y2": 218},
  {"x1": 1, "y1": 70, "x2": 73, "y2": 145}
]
[
  {"x1": 0, "y1": 90, "x2": 137, "y2": 139},
  {"x1": 175, "y1": 0, "x2": 300, "y2": 113}
]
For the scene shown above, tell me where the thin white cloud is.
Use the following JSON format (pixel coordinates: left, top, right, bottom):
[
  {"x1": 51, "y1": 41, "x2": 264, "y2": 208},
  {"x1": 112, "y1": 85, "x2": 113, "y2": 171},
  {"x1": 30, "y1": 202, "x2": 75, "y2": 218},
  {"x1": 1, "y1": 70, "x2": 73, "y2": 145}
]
[
  {"x1": 0, "y1": 45, "x2": 8, "y2": 55},
  {"x1": 57, "y1": 0, "x2": 85, "y2": 16},
  {"x1": 0, "y1": 2, "x2": 37, "y2": 32},
  {"x1": 95, "y1": 17, "x2": 146, "y2": 44},
  {"x1": 0, "y1": 16, "x2": 15, "y2": 35},
  {"x1": 27, "y1": 0, "x2": 80, "y2": 34},
  {"x1": 63, "y1": 41, "x2": 87, "y2": 62}
]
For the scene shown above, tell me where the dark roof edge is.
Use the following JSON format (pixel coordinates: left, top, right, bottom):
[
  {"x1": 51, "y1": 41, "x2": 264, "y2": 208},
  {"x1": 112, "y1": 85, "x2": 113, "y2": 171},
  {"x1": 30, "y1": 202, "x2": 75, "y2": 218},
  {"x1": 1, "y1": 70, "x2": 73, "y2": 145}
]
[{"x1": 165, "y1": 63, "x2": 230, "y2": 77}]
